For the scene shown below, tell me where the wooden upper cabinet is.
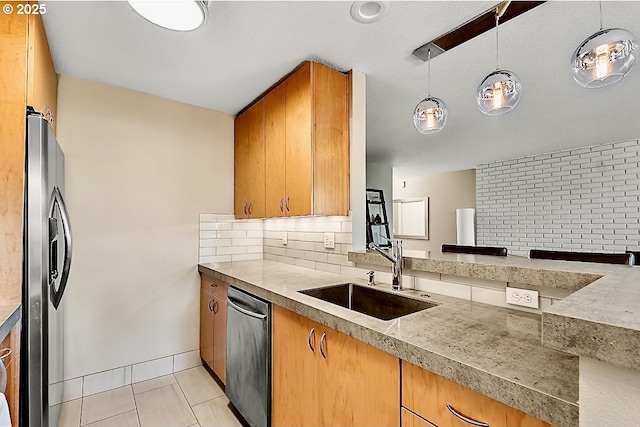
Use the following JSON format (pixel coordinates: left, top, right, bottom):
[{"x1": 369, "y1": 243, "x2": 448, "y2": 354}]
[
  {"x1": 284, "y1": 63, "x2": 313, "y2": 217},
  {"x1": 311, "y1": 62, "x2": 349, "y2": 216},
  {"x1": 235, "y1": 61, "x2": 349, "y2": 219},
  {"x1": 265, "y1": 83, "x2": 287, "y2": 217},
  {"x1": 234, "y1": 99, "x2": 266, "y2": 218},
  {"x1": 27, "y1": 7, "x2": 58, "y2": 134}
]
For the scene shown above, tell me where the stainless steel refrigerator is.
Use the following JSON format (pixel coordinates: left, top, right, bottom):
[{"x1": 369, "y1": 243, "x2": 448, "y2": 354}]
[{"x1": 22, "y1": 109, "x2": 73, "y2": 427}]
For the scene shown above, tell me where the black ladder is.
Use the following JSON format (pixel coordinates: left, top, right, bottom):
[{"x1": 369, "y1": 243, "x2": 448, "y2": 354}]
[{"x1": 366, "y1": 188, "x2": 391, "y2": 248}]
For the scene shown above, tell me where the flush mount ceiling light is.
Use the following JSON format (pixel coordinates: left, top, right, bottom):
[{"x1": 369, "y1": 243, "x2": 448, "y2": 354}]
[
  {"x1": 128, "y1": 0, "x2": 209, "y2": 32},
  {"x1": 571, "y1": 2, "x2": 637, "y2": 89},
  {"x1": 350, "y1": 1, "x2": 389, "y2": 24},
  {"x1": 413, "y1": 48, "x2": 448, "y2": 134},
  {"x1": 476, "y1": 1, "x2": 522, "y2": 116}
]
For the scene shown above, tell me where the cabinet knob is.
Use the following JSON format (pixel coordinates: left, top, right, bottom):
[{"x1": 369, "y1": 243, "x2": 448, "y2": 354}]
[{"x1": 307, "y1": 327, "x2": 315, "y2": 353}]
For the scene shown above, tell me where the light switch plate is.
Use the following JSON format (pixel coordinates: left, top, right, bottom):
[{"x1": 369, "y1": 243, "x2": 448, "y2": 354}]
[
  {"x1": 505, "y1": 286, "x2": 539, "y2": 309},
  {"x1": 323, "y1": 232, "x2": 335, "y2": 249},
  {"x1": 282, "y1": 232, "x2": 288, "y2": 245}
]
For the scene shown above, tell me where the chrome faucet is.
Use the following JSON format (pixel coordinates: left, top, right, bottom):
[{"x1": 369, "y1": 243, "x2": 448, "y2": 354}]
[{"x1": 368, "y1": 239, "x2": 403, "y2": 291}]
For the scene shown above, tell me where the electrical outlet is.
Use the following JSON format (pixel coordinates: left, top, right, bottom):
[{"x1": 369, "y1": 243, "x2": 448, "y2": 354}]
[
  {"x1": 323, "y1": 232, "x2": 335, "y2": 249},
  {"x1": 505, "y1": 286, "x2": 539, "y2": 309},
  {"x1": 282, "y1": 232, "x2": 288, "y2": 245}
]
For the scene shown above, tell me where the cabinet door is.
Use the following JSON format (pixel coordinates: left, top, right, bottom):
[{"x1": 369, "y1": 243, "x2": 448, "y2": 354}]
[
  {"x1": 212, "y1": 294, "x2": 226, "y2": 384},
  {"x1": 0, "y1": 2, "x2": 28, "y2": 307},
  {"x1": 402, "y1": 361, "x2": 550, "y2": 427},
  {"x1": 199, "y1": 288, "x2": 214, "y2": 369},
  {"x1": 401, "y1": 409, "x2": 434, "y2": 427},
  {"x1": 272, "y1": 305, "x2": 319, "y2": 427},
  {"x1": 265, "y1": 83, "x2": 286, "y2": 217},
  {"x1": 284, "y1": 63, "x2": 313, "y2": 217},
  {"x1": 312, "y1": 62, "x2": 349, "y2": 216},
  {"x1": 27, "y1": 5, "x2": 57, "y2": 134},
  {"x1": 235, "y1": 99, "x2": 265, "y2": 218},
  {"x1": 317, "y1": 326, "x2": 399, "y2": 427}
]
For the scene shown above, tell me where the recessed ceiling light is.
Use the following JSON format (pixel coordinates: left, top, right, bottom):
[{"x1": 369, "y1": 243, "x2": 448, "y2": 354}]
[
  {"x1": 128, "y1": 1, "x2": 209, "y2": 32},
  {"x1": 350, "y1": 1, "x2": 389, "y2": 24}
]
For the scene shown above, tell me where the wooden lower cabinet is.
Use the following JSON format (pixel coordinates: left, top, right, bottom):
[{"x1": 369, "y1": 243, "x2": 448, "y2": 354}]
[
  {"x1": 1, "y1": 322, "x2": 21, "y2": 427},
  {"x1": 401, "y1": 408, "x2": 433, "y2": 427},
  {"x1": 199, "y1": 288, "x2": 215, "y2": 368},
  {"x1": 272, "y1": 305, "x2": 399, "y2": 427},
  {"x1": 402, "y1": 360, "x2": 550, "y2": 427},
  {"x1": 199, "y1": 275, "x2": 227, "y2": 384},
  {"x1": 211, "y1": 293, "x2": 226, "y2": 384}
]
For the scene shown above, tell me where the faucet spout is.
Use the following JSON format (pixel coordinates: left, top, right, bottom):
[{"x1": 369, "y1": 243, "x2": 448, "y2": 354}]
[{"x1": 368, "y1": 240, "x2": 403, "y2": 291}]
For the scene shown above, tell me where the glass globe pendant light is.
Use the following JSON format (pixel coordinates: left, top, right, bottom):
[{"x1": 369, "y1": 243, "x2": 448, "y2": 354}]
[
  {"x1": 476, "y1": 5, "x2": 522, "y2": 116},
  {"x1": 571, "y1": 2, "x2": 637, "y2": 89},
  {"x1": 413, "y1": 48, "x2": 448, "y2": 134}
]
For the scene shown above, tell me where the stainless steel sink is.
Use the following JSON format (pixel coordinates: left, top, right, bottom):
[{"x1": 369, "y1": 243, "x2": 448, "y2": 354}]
[{"x1": 298, "y1": 283, "x2": 438, "y2": 321}]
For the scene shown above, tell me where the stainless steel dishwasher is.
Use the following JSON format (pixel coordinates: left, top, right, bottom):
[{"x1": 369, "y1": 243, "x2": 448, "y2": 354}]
[{"x1": 226, "y1": 286, "x2": 271, "y2": 427}]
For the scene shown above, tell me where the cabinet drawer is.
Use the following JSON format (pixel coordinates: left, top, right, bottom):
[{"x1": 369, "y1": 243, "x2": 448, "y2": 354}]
[
  {"x1": 402, "y1": 361, "x2": 550, "y2": 427},
  {"x1": 200, "y1": 274, "x2": 228, "y2": 300}
]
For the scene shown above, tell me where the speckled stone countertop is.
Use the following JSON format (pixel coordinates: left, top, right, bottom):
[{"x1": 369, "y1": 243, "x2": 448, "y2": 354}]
[
  {"x1": 348, "y1": 250, "x2": 640, "y2": 373},
  {"x1": 199, "y1": 260, "x2": 578, "y2": 427},
  {"x1": 0, "y1": 304, "x2": 21, "y2": 343}
]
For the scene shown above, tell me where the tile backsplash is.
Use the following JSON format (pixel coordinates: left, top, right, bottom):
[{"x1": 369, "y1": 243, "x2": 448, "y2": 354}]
[{"x1": 198, "y1": 213, "x2": 568, "y2": 314}]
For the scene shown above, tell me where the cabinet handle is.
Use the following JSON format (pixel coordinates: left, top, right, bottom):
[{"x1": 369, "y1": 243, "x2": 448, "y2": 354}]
[
  {"x1": 0, "y1": 348, "x2": 11, "y2": 360},
  {"x1": 307, "y1": 327, "x2": 315, "y2": 353},
  {"x1": 319, "y1": 332, "x2": 327, "y2": 359},
  {"x1": 446, "y1": 403, "x2": 490, "y2": 427},
  {"x1": 212, "y1": 300, "x2": 218, "y2": 315},
  {"x1": 210, "y1": 283, "x2": 217, "y2": 289},
  {"x1": 279, "y1": 198, "x2": 283, "y2": 213},
  {"x1": 243, "y1": 203, "x2": 248, "y2": 216},
  {"x1": 208, "y1": 300, "x2": 214, "y2": 313},
  {"x1": 285, "y1": 197, "x2": 290, "y2": 212},
  {"x1": 248, "y1": 202, "x2": 252, "y2": 215}
]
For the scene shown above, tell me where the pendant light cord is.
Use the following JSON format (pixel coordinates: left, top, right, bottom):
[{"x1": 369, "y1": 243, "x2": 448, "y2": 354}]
[
  {"x1": 427, "y1": 48, "x2": 431, "y2": 96},
  {"x1": 495, "y1": 10, "x2": 500, "y2": 70},
  {"x1": 599, "y1": 0, "x2": 603, "y2": 30}
]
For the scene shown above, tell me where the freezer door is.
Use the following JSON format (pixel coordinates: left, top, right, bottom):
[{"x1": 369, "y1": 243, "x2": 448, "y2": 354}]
[{"x1": 23, "y1": 113, "x2": 72, "y2": 427}]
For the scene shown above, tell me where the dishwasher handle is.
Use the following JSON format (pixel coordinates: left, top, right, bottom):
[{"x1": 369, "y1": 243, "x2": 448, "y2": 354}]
[{"x1": 227, "y1": 297, "x2": 267, "y2": 320}]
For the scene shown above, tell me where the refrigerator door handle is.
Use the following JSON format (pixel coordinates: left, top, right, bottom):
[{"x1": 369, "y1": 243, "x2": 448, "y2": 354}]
[{"x1": 48, "y1": 185, "x2": 73, "y2": 309}]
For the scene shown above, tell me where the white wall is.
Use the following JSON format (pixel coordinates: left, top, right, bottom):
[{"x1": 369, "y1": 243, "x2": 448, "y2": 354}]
[
  {"x1": 580, "y1": 357, "x2": 640, "y2": 426},
  {"x1": 56, "y1": 76, "x2": 234, "y2": 380},
  {"x1": 393, "y1": 169, "x2": 476, "y2": 253},
  {"x1": 350, "y1": 70, "x2": 367, "y2": 251},
  {"x1": 476, "y1": 139, "x2": 640, "y2": 256}
]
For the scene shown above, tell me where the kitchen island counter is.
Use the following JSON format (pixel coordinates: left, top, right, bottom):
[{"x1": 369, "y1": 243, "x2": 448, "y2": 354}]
[
  {"x1": 199, "y1": 260, "x2": 578, "y2": 427},
  {"x1": 348, "y1": 250, "x2": 640, "y2": 373}
]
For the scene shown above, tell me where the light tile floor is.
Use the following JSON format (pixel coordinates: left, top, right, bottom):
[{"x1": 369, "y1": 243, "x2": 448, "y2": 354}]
[{"x1": 59, "y1": 366, "x2": 246, "y2": 427}]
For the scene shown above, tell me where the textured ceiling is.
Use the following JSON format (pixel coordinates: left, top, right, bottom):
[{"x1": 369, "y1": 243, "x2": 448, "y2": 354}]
[{"x1": 42, "y1": 1, "x2": 640, "y2": 178}]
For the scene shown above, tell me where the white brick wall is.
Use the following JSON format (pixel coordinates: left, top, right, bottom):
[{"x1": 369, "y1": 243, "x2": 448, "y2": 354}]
[{"x1": 476, "y1": 139, "x2": 640, "y2": 256}]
